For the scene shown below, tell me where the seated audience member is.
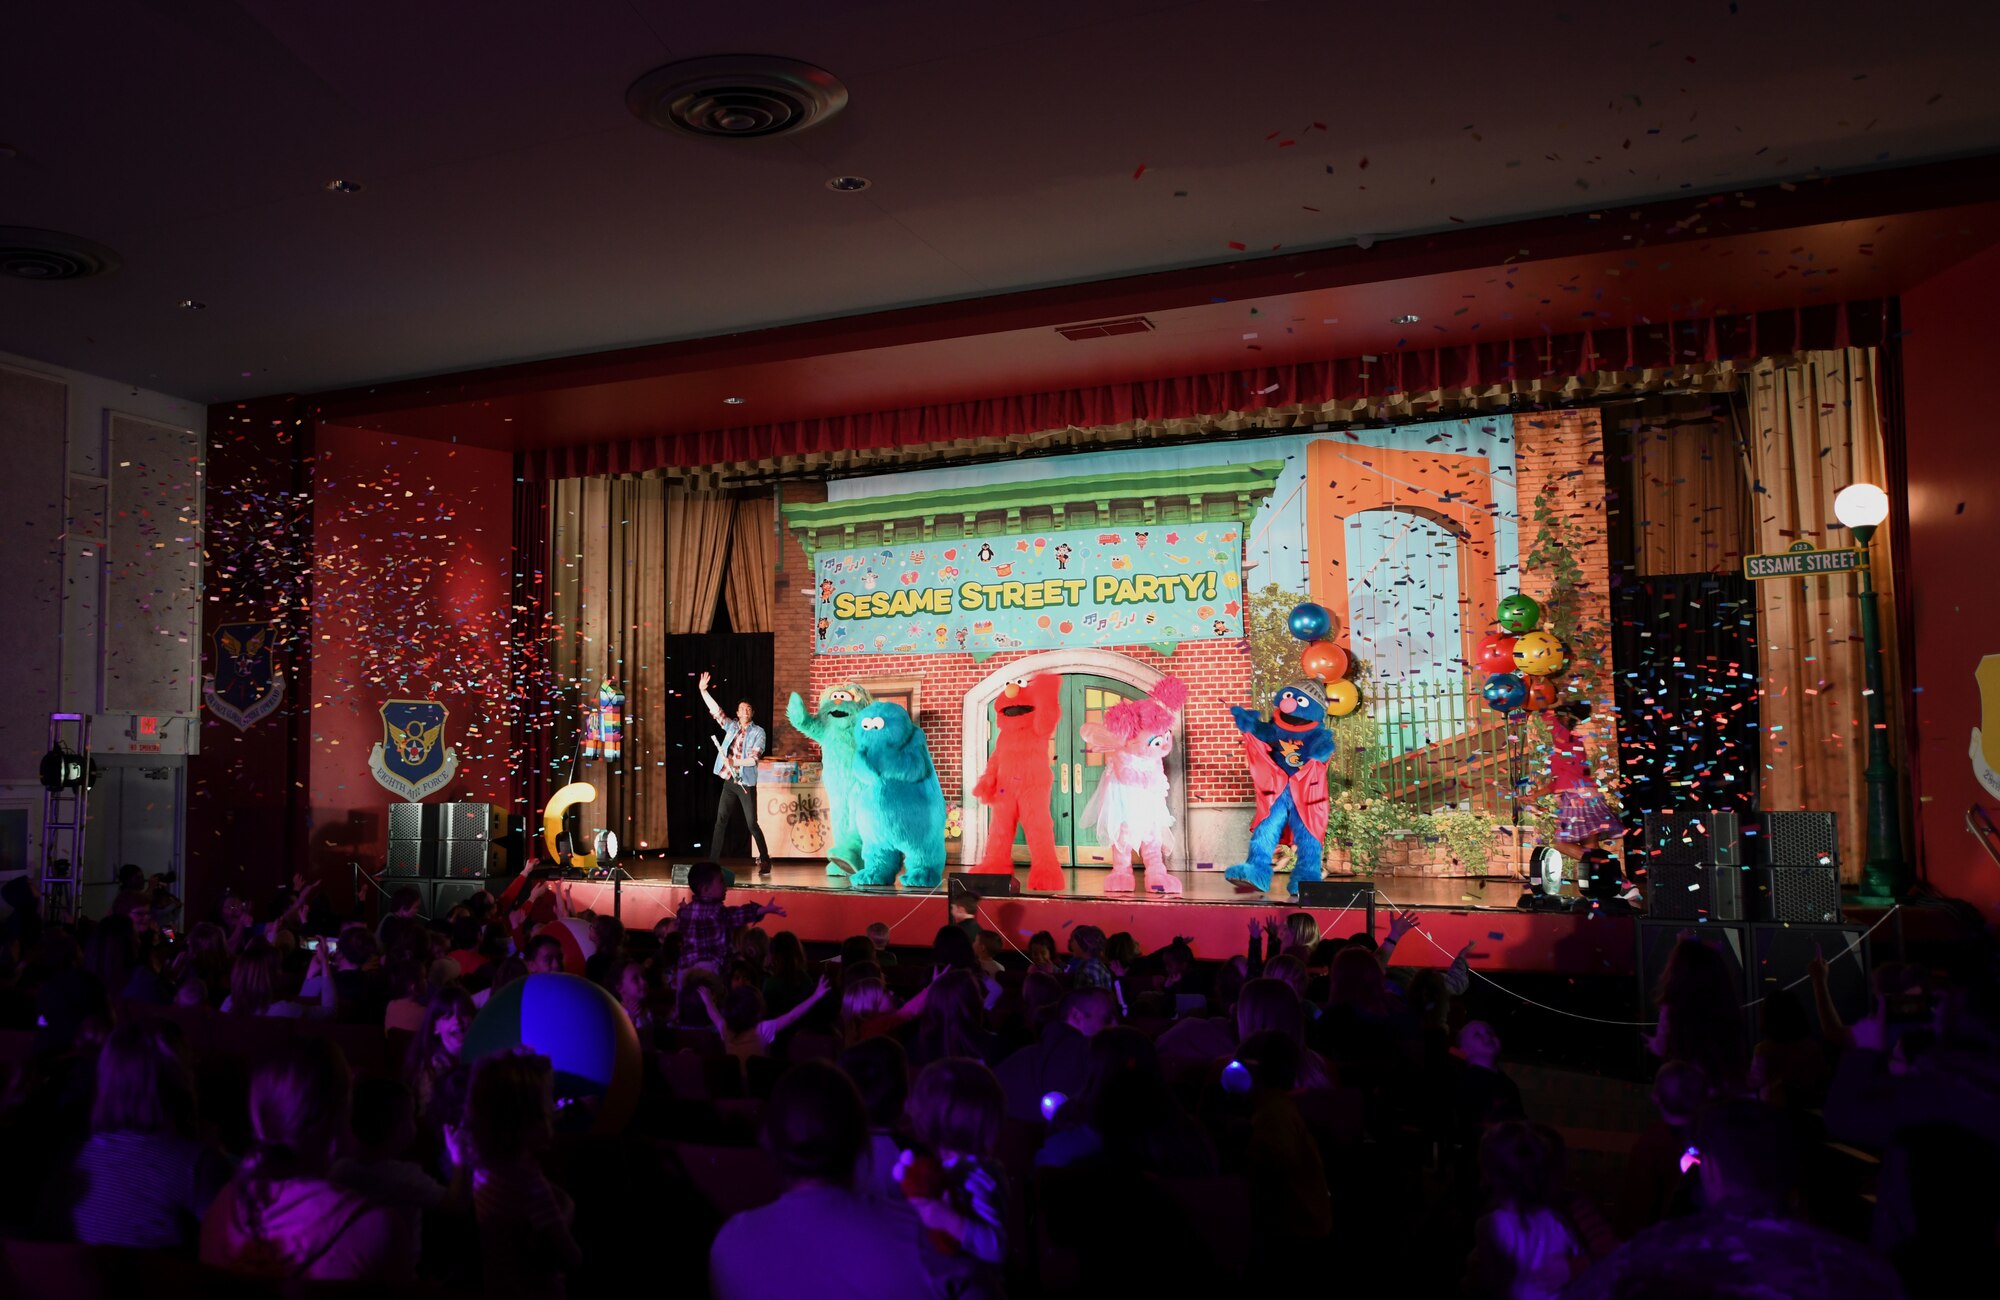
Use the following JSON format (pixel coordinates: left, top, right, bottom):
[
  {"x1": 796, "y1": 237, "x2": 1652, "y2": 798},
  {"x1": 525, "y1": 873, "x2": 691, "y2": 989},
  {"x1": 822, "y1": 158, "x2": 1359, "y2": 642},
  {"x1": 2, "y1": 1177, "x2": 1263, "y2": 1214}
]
[
  {"x1": 1025, "y1": 930, "x2": 1059, "y2": 974},
  {"x1": 998, "y1": 986, "x2": 1116, "y2": 1121},
  {"x1": 1232, "y1": 1031, "x2": 1333, "y2": 1247},
  {"x1": 709, "y1": 1060, "x2": 995, "y2": 1300},
  {"x1": 68, "y1": 1020, "x2": 232, "y2": 1251},
  {"x1": 1039, "y1": 1026, "x2": 1214, "y2": 1177},
  {"x1": 700, "y1": 974, "x2": 833, "y2": 1062},
  {"x1": 1452, "y1": 1021, "x2": 1526, "y2": 1149},
  {"x1": 1749, "y1": 987, "x2": 1833, "y2": 1111},
  {"x1": 907, "y1": 970, "x2": 1002, "y2": 1072},
  {"x1": 476, "y1": 955, "x2": 528, "y2": 1009},
  {"x1": 763, "y1": 930, "x2": 815, "y2": 1016},
  {"x1": 611, "y1": 959, "x2": 659, "y2": 1042},
  {"x1": 1065, "y1": 925, "x2": 1114, "y2": 992},
  {"x1": 1464, "y1": 1122, "x2": 1587, "y2": 1300},
  {"x1": 331, "y1": 927, "x2": 389, "y2": 1025},
  {"x1": 201, "y1": 1039, "x2": 417, "y2": 1282},
  {"x1": 840, "y1": 1035, "x2": 911, "y2": 1200},
  {"x1": 866, "y1": 920, "x2": 899, "y2": 966},
  {"x1": 1646, "y1": 938, "x2": 1749, "y2": 1095},
  {"x1": 444, "y1": 917, "x2": 488, "y2": 977},
  {"x1": 383, "y1": 956, "x2": 434, "y2": 1032},
  {"x1": 525, "y1": 933, "x2": 566, "y2": 976},
  {"x1": 973, "y1": 930, "x2": 1006, "y2": 978},
  {"x1": 840, "y1": 974, "x2": 900, "y2": 1044},
  {"x1": 1617, "y1": 1060, "x2": 1712, "y2": 1237},
  {"x1": 376, "y1": 886, "x2": 424, "y2": 951},
  {"x1": 584, "y1": 913, "x2": 623, "y2": 985},
  {"x1": 900, "y1": 1058, "x2": 1009, "y2": 1265},
  {"x1": 468, "y1": 1051, "x2": 580, "y2": 1300},
  {"x1": 1568, "y1": 1099, "x2": 1906, "y2": 1299},
  {"x1": 406, "y1": 986, "x2": 476, "y2": 1120},
  {"x1": 839, "y1": 934, "x2": 876, "y2": 969},
  {"x1": 333, "y1": 1078, "x2": 448, "y2": 1215},
  {"x1": 223, "y1": 938, "x2": 304, "y2": 1018},
  {"x1": 1235, "y1": 977, "x2": 1333, "y2": 1090}
]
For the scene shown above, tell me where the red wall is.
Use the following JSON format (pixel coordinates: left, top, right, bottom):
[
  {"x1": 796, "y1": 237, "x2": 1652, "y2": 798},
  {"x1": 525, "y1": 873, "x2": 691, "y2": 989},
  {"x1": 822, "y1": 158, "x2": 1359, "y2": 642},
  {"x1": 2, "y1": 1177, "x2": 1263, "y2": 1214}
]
[
  {"x1": 307, "y1": 425, "x2": 515, "y2": 889},
  {"x1": 1899, "y1": 240, "x2": 2000, "y2": 917}
]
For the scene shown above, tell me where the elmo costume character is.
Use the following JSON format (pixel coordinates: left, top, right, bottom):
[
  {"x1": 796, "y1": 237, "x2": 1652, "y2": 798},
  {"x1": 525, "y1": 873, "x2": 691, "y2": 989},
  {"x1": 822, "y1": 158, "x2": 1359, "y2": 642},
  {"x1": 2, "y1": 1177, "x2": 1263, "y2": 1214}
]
[{"x1": 972, "y1": 673, "x2": 1065, "y2": 891}]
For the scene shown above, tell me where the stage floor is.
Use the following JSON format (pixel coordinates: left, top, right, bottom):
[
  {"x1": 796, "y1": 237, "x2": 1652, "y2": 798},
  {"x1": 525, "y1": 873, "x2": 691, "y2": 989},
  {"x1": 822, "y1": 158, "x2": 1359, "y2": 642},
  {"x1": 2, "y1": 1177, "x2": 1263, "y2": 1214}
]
[{"x1": 558, "y1": 861, "x2": 1638, "y2": 976}]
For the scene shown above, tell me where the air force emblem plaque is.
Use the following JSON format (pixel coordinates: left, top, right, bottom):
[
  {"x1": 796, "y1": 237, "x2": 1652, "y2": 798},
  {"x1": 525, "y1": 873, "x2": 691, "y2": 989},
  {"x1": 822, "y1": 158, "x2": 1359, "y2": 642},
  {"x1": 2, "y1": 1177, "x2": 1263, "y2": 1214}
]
[
  {"x1": 1972, "y1": 656, "x2": 2000, "y2": 801},
  {"x1": 203, "y1": 622, "x2": 284, "y2": 731},
  {"x1": 368, "y1": 699, "x2": 459, "y2": 801}
]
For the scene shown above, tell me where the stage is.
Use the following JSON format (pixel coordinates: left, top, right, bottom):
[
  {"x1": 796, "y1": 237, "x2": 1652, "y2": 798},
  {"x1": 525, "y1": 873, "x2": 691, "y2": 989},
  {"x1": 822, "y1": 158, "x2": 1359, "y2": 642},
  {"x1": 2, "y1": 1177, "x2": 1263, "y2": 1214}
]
[{"x1": 555, "y1": 862, "x2": 1641, "y2": 977}]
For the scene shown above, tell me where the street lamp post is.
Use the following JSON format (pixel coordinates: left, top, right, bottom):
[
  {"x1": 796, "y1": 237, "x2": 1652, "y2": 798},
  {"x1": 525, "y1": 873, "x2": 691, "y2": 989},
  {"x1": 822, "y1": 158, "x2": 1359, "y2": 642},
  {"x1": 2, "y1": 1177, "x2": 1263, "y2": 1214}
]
[{"x1": 1833, "y1": 483, "x2": 1906, "y2": 903}]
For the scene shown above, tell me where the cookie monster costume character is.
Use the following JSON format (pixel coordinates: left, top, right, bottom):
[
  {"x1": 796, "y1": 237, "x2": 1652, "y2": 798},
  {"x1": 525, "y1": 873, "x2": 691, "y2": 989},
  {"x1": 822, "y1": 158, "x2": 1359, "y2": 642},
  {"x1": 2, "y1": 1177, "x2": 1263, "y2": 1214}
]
[
  {"x1": 850, "y1": 702, "x2": 947, "y2": 889},
  {"x1": 1225, "y1": 679, "x2": 1335, "y2": 896},
  {"x1": 972, "y1": 673, "x2": 1065, "y2": 892},
  {"x1": 786, "y1": 682, "x2": 875, "y2": 876}
]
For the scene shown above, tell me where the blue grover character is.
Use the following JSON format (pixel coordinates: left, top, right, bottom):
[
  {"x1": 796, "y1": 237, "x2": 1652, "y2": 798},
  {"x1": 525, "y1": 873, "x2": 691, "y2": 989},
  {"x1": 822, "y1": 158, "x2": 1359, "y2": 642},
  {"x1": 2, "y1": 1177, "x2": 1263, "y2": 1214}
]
[
  {"x1": 1224, "y1": 679, "x2": 1337, "y2": 896},
  {"x1": 849, "y1": 702, "x2": 947, "y2": 889}
]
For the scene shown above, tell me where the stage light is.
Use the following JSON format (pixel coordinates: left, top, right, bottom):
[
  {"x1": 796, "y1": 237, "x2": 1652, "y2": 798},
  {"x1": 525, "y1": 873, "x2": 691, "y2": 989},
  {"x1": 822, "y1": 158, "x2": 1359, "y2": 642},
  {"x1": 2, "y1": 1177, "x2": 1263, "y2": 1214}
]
[
  {"x1": 38, "y1": 744, "x2": 86, "y2": 792},
  {"x1": 1039, "y1": 1091, "x2": 1066, "y2": 1122},
  {"x1": 593, "y1": 829, "x2": 620, "y2": 862},
  {"x1": 1833, "y1": 482, "x2": 1889, "y2": 531}
]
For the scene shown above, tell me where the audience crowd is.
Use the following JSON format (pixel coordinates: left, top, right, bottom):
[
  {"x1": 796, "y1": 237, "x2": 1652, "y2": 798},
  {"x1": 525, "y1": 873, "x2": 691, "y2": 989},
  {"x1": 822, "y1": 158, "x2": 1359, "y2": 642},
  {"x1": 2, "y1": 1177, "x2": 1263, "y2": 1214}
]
[{"x1": 0, "y1": 858, "x2": 1993, "y2": 1298}]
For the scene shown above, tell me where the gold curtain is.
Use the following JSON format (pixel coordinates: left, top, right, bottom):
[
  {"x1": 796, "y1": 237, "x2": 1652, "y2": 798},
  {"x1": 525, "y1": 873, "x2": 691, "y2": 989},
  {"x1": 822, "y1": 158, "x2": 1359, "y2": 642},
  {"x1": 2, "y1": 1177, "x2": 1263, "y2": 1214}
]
[
  {"x1": 1740, "y1": 349, "x2": 1900, "y2": 880},
  {"x1": 666, "y1": 488, "x2": 735, "y2": 635},
  {"x1": 724, "y1": 493, "x2": 776, "y2": 633},
  {"x1": 550, "y1": 477, "x2": 670, "y2": 850},
  {"x1": 1619, "y1": 393, "x2": 1756, "y2": 576}
]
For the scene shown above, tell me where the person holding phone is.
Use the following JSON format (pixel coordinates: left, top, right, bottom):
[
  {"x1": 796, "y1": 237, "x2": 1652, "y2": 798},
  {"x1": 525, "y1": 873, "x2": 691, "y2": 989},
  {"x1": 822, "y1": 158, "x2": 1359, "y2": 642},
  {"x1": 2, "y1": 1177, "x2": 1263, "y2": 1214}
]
[{"x1": 699, "y1": 670, "x2": 771, "y2": 876}]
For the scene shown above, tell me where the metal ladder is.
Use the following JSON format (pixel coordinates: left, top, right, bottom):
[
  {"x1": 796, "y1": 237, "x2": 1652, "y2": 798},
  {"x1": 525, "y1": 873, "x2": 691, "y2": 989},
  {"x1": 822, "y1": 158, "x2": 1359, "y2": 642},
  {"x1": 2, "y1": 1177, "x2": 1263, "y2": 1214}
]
[{"x1": 39, "y1": 712, "x2": 91, "y2": 924}]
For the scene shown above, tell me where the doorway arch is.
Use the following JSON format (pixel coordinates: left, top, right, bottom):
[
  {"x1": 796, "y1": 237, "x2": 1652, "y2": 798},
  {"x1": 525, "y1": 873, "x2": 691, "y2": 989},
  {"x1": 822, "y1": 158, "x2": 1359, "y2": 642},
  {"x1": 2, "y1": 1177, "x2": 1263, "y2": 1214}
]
[{"x1": 958, "y1": 649, "x2": 1188, "y2": 869}]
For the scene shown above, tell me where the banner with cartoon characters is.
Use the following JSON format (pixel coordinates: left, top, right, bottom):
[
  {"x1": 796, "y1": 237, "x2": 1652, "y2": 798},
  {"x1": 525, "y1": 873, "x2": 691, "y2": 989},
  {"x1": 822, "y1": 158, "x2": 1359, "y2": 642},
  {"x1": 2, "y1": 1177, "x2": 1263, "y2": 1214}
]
[{"x1": 814, "y1": 524, "x2": 1244, "y2": 656}]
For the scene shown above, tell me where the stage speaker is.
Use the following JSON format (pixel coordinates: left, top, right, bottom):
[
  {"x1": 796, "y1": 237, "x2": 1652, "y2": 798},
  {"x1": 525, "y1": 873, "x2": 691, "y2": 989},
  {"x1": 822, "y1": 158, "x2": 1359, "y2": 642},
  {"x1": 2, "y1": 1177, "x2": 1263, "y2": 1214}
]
[
  {"x1": 429, "y1": 876, "x2": 499, "y2": 917},
  {"x1": 669, "y1": 864, "x2": 739, "y2": 887},
  {"x1": 439, "y1": 802, "x2": 498, "y2": 841},
  {"x1": 1645, "y1": 861, "x2": 1744, "y2": 922},
  {"x1": 384, "y1": 838, "x2": 434, "y2": 878},
  {"x1": 1643, "y1": 810, "x2": 1742, "y2": 868},
  {"x1": 441, "y1": 839, "x2": 501, "y2": 879},
  {"x1": 1758, "y1": 811, "x2": 1839, "y2": 868},
  {"x1": 1745, "y1": 866, "x2": 1843, "y2": 924},
  {"x1": 387, "y1": 803, "x2": 431, "y2": 841},
  {"x1": 1296, "y1": 880, "x2": 1377, "y2": 932},
  {"x1": 949, "y1": 873, "x2": 1020, "y2": 898},
  {"x1": 1748, "y1": 922, "x2": 1870, "y2": 1038}
]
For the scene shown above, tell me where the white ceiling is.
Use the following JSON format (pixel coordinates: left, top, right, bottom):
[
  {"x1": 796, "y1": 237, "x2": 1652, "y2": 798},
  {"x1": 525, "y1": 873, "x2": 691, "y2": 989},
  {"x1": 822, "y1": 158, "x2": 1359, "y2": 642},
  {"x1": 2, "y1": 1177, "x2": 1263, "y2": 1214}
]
[{"x1": 4, "y1": 0, "x2": 1999, "y2": 403}]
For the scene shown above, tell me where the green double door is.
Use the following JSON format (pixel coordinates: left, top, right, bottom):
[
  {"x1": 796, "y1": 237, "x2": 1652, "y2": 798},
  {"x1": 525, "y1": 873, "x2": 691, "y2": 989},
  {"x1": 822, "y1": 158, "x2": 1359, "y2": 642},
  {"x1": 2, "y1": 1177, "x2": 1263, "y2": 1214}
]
[{"x1": 993, "y1": 674, "x2": 1144, "y2": 866}]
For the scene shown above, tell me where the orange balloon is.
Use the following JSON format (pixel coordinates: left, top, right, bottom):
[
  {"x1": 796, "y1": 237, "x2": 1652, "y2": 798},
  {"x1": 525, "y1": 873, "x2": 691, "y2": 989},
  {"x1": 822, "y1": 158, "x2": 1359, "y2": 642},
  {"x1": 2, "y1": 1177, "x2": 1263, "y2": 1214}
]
[
  {"x1": 1523, "y1": 677, "x2": 1559, "y2": 711},
  {"x1": 1300, "y1": 640, "x2": 1351, "y2": 682}
]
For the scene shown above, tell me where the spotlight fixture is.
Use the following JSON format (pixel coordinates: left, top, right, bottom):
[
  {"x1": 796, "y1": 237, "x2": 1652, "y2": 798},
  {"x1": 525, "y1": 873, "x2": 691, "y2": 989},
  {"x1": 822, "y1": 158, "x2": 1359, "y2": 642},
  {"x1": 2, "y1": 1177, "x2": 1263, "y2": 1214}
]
[
  {"x1": 825, "y1": 175, "x2": 871, "y2": 192},
  {"x1": 723, "y1": 396, "x2": 747, "y2": 405},
  {"x1": 177, "y1": 299, "x2": 207, "y2": 310},
  {"x1": 38, "y1": 744, "x2": 87, "y2": 792},
  {"x1": 323, "y1": 179, "x2": 364, "y2": 194},
  {"x1": 1393, "y1": 314, "x2": 1420, "y2": 324},
  {"x1": 593, "y1": 828, "x2": 620, "y2": 863}
]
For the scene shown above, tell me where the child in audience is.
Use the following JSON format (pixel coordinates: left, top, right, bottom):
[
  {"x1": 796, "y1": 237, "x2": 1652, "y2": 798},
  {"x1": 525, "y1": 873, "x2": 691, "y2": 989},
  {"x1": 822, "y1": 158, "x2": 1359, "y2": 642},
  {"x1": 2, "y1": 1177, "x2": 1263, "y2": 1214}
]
[
  {"x1": 838, "y1": 1035, "x2": 910, "y2": 1200},
  {"x1": 467, "y1": 1051, "x2": 580, "y2": 1300},
  {"x1": 1027, "y1": 931, "x2": 1060, "y2": 974},
  {"x1": 1466, "y1": 1121, "x2": 1588, "y2": 1300},
  {"x1": 699, "y1": 974, "x2": 833, "y2": 1062},
  {"x1": 974, "y1": 930, "x2": 1006, "y2": 977},
  {"x1": 866, "y1": 919, "x2": 899, "y2": 966},
  {"x1": 1066, "y1": 925, "x2": 1113, "y2": 992},
  {"x1": 896, "y1": 1057, "x2": 1010, "y2": 1266},
  {"x1": 674, "y1": 861, "x2": 785, "y2": 981},
  {"x1": 333, "y1": 1078, "x2": 449, "y2": 1215}
]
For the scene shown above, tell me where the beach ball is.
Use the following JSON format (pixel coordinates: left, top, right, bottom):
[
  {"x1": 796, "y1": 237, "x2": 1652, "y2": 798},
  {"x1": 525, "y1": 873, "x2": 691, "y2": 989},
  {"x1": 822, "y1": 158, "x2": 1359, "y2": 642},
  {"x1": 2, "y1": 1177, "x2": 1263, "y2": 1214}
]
[
  {"x1": 467, "y1": 973, "x2": 641, "y2": 1135},
  {"x1": 1474, "y1": 634, "x2": 1518, "y2": 675},
  {"x1": 534, "y1": 918, "x2": 596, "y2": 976},
  {"x1": 1495, "y1": 594, "x2": 1542, "y2": 634},
  {"x1": 1511, "y1": 631, "x2": 1568, "y2": 677},
  {"x1": 1300, "y1": 641, "x2": 1351, "y2": 682},
  {"x1": 1482, "y1": 673, "x2": 1528, "y2": 712},
  {"x1": 1325, "y1": 680, "x2": 1362, "y2": 717},
  {"x1": 1287, "y1": 602, "x2": 1334, "y2": 642}
]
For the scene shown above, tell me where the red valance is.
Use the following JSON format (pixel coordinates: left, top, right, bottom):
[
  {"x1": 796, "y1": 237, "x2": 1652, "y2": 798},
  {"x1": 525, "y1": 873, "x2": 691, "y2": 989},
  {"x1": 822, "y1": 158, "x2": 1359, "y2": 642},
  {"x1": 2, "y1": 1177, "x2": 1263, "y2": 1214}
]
[{"x1": 521, "y1": 300, "x2": 1894, "y2": 482}]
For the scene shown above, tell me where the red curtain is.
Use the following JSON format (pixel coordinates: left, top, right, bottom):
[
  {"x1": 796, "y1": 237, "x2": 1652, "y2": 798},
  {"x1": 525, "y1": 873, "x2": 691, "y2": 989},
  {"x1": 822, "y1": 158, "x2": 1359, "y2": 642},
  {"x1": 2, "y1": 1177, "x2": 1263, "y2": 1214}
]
[
  {"x1": 520, "y1": 301, "x2": 1894, "y2": 481},
  {"x1": 509, "y1": 469, "x2": 557, "y2": 823}
]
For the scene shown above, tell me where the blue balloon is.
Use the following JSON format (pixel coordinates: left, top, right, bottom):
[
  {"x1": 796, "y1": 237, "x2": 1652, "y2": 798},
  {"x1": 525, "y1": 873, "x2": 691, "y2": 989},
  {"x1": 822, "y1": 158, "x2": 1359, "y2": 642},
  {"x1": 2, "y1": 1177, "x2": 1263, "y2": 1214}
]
[
  {"x1": 1287, "y1": 602, "x2": 1332, "y2": 642},
  {"x1": 1482, "y1": 672, "x2": 1528, "y2": 712}
]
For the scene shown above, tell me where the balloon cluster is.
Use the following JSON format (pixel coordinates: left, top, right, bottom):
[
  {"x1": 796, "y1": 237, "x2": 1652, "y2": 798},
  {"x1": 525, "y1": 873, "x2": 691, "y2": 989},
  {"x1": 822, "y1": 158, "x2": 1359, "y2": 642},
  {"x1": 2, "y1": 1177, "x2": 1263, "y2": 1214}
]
[
  {"x1": 1475, "y1": 594, "x2": 1570, "y2": 716},
  {"x1": 1287, "y1": 602, "x2": 1362, "y2": 717}
]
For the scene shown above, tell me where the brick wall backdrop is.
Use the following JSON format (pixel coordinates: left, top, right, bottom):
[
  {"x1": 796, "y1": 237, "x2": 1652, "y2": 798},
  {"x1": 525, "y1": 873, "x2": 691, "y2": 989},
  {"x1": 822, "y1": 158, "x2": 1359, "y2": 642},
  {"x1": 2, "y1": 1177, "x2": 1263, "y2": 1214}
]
[{"x1": 770, "y1": 480, "x2": 825, "y2": 755}]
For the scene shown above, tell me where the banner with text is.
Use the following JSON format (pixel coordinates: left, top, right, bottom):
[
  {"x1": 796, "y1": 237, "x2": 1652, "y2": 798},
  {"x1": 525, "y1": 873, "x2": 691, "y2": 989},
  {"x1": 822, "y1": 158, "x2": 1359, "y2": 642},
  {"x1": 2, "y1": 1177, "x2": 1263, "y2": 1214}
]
[{"x1": 814, "y1": 524, "x2": 1244, "y2": 656}]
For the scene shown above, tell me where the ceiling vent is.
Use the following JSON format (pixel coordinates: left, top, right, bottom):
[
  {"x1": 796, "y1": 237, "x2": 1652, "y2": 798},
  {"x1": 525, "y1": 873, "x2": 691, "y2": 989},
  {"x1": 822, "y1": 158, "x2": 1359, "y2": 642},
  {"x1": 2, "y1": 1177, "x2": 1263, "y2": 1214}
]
[
  {"x1": 0, "y1": 227, "x2": 120, "y2": 282},
  {"x1": 626, "y1": 55, "x2": 849, "y2": 139},
  {"x1": 1056, "y1": 316, "x2": 1155, "y2": 342}
]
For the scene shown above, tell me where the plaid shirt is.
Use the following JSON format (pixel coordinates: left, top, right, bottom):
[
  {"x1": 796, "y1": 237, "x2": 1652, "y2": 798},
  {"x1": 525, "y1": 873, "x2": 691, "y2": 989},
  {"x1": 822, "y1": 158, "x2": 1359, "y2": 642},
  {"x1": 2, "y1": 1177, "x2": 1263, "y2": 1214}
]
[
  {"x1": 675, "y1": 897, "x2": 763, "y2": 977},
  {"x1": 1067, "y1": 956, "x2": 1114, "y2": 991}
]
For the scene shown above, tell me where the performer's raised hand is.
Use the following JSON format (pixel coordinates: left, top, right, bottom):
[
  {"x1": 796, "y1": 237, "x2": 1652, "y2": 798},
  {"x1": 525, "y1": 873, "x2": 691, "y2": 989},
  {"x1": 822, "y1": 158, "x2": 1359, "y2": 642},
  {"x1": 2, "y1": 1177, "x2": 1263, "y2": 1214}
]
[{"x1": 699, "y1": 671, "x2": 712, "y2": 690}]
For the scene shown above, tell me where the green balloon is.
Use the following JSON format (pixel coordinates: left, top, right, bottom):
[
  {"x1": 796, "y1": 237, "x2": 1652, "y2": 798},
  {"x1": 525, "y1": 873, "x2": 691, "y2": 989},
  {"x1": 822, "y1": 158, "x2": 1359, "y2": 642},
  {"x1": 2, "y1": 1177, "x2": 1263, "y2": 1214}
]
[{"x1": 1495, "y1": 594, "x2": 1542, "y2": 634}]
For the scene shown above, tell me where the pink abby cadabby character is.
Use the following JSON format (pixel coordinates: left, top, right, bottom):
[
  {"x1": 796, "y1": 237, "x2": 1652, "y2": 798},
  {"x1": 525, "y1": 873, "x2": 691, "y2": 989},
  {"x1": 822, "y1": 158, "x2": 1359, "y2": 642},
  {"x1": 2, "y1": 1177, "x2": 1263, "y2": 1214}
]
[{"x1": 1079, "y1": 676, "x2": 1189, "y2": 896}]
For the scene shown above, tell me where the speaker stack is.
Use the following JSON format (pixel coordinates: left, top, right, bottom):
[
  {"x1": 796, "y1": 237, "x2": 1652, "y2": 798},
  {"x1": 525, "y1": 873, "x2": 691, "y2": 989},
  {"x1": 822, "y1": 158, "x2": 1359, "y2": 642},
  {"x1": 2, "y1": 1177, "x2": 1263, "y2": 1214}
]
[
  {"x1": 1745, "y1": 811, "x2": 1843, "y2": 924},
  {"x1": 1641, "y1": 810, "x2": 1743, "y2": 921},
  {"x1": 384, "y1": 802, "x2": 520, "y2": 916}
]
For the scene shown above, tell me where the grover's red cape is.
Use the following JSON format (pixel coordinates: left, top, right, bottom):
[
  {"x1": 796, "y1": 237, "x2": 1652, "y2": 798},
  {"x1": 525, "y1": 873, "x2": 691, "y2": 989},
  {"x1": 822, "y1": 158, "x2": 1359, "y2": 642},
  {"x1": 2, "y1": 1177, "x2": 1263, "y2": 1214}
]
[{"x1": 1243, "y1": 733, "x2": 1330, "y2": 842}]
